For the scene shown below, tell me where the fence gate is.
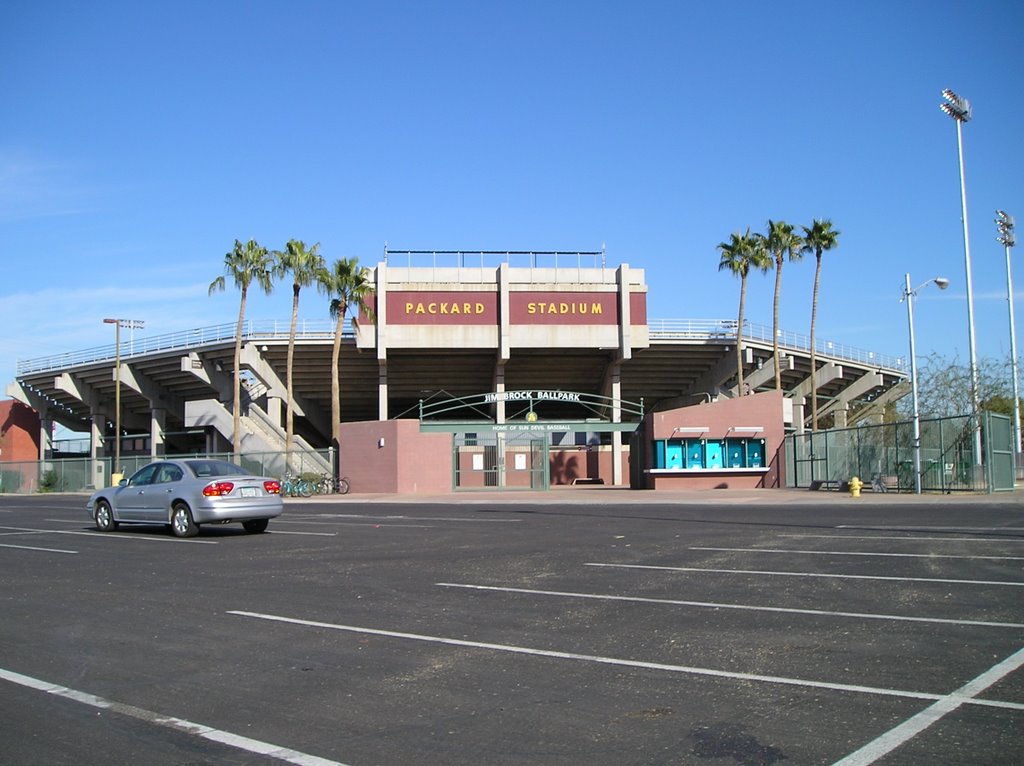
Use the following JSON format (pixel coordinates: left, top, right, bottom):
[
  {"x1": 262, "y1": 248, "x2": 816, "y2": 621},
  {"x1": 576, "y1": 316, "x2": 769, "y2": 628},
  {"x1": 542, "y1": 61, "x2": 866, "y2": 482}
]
[
  {"x1": 985, "y1": 412, "x2": 1015, "y2": 492},
  {"x1": 452, "y1": 431, "x2": 551, "y2": 491}
]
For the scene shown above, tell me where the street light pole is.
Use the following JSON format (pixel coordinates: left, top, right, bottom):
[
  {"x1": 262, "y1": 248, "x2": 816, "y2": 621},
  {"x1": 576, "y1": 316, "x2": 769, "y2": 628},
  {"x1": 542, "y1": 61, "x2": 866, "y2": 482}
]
[
  {"x1": 103, "y1": 318, "x2": 144, "y2": 477},
  {"x1": 903, "y1": 274, "x2": 950, "y2": 494},
  {"x1": 941, "y1": 88, "x2": 982, "y2": 465},
  {"x1": 997, "y1": 210, "x2": 1021, "y2": 460}
]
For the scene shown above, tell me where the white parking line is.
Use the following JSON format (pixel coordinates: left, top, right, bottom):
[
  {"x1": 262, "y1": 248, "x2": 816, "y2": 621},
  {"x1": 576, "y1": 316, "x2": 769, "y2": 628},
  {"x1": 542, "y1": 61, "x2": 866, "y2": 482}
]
[
  {"x1": 280, "y1": 520, "x2": 435, "y2": 529},
  {"x1": 270, "y1": 530, "x2": 337, "y2": 537},
  {"x1": 227, "y1": 610, "x2": 1024, "y2": 712},
  {"x1": 692, "y1": 546, "x2": 1024, "y2": 561},
  {"x1": 435, "y1": 582, "x2": 1024, "y2": 629},
  {"x1": 286, "y1": 513, "x2": 520, "y2": 523},
  {"x1": 831, "y1": 646, "x2": 1024, "y2": 765},
  {"x1": 0, "y1": 526, "x2": 218, "y2": 544},
  {"x1": 0, "y1": 667, "x2": 347, "y2": 766},
  {"x1": 782, "y1": 534, "x2": 1024, "y2": 543},
  {"x1": 838, "y1": 525, "x2": 1024, "y2": 532},
  {"x1": 585, "y1": 562, "x2": 1024, "y2": 588},
  {"x1": 0, "y1": 543, "x2": 77, "y2": 554}
]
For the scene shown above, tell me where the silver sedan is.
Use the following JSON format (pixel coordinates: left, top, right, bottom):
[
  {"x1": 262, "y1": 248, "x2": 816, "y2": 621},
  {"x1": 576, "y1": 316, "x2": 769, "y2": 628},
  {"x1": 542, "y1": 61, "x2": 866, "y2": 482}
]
[{"x1": 86, "y1": 459, "x2": 283, "y2": 537}]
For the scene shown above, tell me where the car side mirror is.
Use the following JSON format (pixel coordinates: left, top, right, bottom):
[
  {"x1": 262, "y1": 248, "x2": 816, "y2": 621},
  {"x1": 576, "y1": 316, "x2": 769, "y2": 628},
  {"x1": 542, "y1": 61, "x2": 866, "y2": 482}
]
[{"x1": 118, "y1": 478, "x2": 128, "y2": 487}]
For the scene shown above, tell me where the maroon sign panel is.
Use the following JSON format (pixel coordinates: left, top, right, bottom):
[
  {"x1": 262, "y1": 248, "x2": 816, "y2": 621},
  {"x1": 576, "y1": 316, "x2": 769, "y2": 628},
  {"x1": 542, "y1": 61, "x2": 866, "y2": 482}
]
[
  {"x1": 510, "y1": 292, "x2": 619, "y2": 325},
  {"x1": 358, "y1": 290, "x2": 648, "y2": 326},
  {"x1": 386, "y1": 291, "x2": 498, "y2": 325}
]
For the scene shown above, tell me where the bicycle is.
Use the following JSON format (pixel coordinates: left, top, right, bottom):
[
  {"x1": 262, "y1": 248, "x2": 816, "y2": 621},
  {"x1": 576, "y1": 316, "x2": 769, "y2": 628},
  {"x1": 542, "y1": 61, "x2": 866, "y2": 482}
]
[
  {"x1": 281, "y1": 471, "x2": 313, "y2": 498},
  {"x1": 315, "y1": 473, "x2": 350, "y2": 495}
]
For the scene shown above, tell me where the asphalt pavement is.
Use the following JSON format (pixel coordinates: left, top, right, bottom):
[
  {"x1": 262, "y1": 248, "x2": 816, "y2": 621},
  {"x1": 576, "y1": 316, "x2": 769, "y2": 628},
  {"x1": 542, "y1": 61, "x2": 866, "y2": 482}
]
[{"x1": 2, "y1": 489, "x2": 1023, "y2": 765}]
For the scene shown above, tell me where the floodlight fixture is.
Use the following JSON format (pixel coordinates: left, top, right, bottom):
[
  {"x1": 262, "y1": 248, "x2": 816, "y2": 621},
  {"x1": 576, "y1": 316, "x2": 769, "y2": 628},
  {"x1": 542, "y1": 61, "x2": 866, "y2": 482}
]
[{"x1": 940, "y1": 89, "x2": 972, "y2": 122}]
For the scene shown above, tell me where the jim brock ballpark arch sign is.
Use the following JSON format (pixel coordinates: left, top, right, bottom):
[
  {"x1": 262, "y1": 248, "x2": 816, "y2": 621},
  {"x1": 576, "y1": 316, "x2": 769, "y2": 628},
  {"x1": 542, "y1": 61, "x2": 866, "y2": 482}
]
[{"x1": 418, "y1": 391, "x2": 644, "y2": 491}]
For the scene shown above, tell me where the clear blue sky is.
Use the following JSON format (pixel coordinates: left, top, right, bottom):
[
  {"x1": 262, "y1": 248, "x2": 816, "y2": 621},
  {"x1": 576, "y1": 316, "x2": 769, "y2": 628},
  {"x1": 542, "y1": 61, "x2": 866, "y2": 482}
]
[{"x1": 3, "y1": 0, "x2": 1023, "y2": 391}]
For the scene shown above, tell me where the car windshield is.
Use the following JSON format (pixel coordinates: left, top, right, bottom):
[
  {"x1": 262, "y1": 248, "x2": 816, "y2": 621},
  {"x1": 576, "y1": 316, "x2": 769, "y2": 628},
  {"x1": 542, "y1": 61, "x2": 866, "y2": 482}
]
[{"x1": 184, "y1": 460, "x2": 253, "y2": 479}]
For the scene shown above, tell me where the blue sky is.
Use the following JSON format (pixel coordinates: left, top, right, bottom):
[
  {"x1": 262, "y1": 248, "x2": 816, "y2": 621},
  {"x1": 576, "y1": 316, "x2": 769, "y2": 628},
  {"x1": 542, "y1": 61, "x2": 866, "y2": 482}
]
[{"x1": 2, "y1": 0, "x2": 1023, "y2": 391}]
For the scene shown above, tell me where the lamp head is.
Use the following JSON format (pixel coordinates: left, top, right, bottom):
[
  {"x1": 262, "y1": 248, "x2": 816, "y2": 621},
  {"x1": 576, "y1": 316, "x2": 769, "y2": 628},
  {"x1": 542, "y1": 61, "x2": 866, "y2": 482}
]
[
  {"x1": 934, "y1": 278, "x2": 950, "y2": 290},
  {"x1": 940, "y1": 88, "x2": 972, "y2": 122}
]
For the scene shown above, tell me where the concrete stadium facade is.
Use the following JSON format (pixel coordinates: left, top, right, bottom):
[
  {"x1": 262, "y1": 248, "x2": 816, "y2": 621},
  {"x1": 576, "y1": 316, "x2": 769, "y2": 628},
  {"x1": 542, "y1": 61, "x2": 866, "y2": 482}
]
[{"x1": 7, "y1": 253, "x2": 908, "y2": 491}]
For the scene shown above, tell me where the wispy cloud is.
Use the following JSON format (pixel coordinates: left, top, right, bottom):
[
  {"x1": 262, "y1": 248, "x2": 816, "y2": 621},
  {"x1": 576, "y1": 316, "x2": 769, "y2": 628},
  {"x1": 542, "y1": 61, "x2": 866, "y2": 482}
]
[{"x1": 0, "y1": 149, "x2": 98, "y2": 222}]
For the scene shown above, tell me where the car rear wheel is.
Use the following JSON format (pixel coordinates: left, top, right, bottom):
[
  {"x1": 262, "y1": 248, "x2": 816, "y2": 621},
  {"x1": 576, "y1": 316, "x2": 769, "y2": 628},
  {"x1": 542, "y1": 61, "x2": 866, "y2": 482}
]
[
  {"x1": 171, "y1": 503, "x2": 199, "y2": 538},
  {"x1": 242, "y1": 518, "x2": 269, "y2": 534},
  {"x1": 94, "y1": 501, "x2": 118, "y2": 532}
]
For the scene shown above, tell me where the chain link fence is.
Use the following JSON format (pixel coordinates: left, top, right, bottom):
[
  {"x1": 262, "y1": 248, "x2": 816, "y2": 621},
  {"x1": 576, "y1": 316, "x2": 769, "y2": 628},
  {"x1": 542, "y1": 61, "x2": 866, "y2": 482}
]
[
  {"x1": 784, "y1": 415, "x2": 984, "y2": 493},
  {"x1": 0, "y1": 449, "x2": 333, "y2": 495}
]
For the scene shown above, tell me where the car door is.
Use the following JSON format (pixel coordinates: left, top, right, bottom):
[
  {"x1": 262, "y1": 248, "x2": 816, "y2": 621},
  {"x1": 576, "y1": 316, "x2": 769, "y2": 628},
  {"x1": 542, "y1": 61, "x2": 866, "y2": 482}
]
[
  {"x1": 115, "y1": 464, "x2": 160, "y2": 520},
  {"x1": 146, "y1": 463, "x2": 184, "y2": 520}
]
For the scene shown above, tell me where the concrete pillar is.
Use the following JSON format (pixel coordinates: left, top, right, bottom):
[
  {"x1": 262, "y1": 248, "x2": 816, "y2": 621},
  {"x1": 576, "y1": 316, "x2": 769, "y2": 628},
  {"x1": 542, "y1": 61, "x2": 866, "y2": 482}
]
[
  {"x1": 150, "y1": 408, "x2": 166, "y2": 458},
  {"x1": 39, "y1": 417, "x2": 53, "y2": 460},
  {"x1": 833, "y1": 404, "x2": 849, "y2": 429},
  {"x1": 91, "y1": 412, "x2": 105, "y2": 489},
  {"x1": 377, "y1": 362, "x2": 389, "y2": 420},
  {"x1": 266, "y1": 395, "x2": 283, "y2": 428},
  {"x1": 792, "y1": 397, "x2": 806, "y2": 435},
  {"x1": 610, "y1": 363, "x2": 623, "y2": 486}
]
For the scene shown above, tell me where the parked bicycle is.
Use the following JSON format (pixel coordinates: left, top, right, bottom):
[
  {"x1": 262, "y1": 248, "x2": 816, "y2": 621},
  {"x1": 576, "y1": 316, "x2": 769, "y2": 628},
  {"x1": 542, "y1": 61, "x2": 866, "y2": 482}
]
[
  {"x1": 314, "y1": 472, "x2": 350, "y2": 495},
  {"x1": 281, "y1": 471, "x2": 313, "y2": 498}
]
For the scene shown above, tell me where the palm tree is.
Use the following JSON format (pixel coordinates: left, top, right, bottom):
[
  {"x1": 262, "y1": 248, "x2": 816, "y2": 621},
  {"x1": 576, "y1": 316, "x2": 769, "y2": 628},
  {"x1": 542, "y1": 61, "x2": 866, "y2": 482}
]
[
  {"x1": 324, "y1": 257, "x2": 375, "y2": 455},
  {"x1": 718, "y1": 229, "x2": 771, "y2": 395},
  {"x1": 208, "y1": 239, "x2": 274, "y2": 458},
  {"x1": 801, "y1": 219, "x2": 841, "y2": 430},
  {"x1": 764, "y1": 220, "x2": 804, "y2": 390},
  {"x1": 273, "y1": 239, "x2": 327, "y2": 465}
]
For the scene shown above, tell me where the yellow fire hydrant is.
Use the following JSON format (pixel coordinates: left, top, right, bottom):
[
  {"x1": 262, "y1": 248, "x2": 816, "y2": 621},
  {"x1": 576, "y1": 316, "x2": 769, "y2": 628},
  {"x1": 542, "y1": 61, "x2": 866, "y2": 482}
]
[{"x1": 848, "y1": 476, "x2": 863, "y2": 498}]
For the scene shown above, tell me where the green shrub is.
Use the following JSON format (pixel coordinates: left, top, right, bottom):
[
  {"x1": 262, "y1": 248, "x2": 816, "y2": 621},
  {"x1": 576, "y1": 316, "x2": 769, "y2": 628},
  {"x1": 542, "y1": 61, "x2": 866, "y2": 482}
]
[{"x1": 39, "y1": 469, "x2": 59, "y2": 493}]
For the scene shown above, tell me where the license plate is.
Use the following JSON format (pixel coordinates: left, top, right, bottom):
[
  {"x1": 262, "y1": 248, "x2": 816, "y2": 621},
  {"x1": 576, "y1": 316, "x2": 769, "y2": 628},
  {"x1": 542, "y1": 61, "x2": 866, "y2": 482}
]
[{"x1": 240, "y1": 488, "x2": 259, "y2": 498}]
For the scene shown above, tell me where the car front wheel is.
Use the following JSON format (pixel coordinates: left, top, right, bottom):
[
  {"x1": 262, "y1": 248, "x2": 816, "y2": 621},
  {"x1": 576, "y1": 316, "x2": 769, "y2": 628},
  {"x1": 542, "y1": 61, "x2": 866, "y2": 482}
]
[
  {"x1": 242, "y1": 518, "x2": 269, "y2": 534},
  {"x1": 171, "y1": 503, "x2": 199, "y2": 538},
  {"x1": 94, "y1": 501, "x2": 117, "y2": 532}
]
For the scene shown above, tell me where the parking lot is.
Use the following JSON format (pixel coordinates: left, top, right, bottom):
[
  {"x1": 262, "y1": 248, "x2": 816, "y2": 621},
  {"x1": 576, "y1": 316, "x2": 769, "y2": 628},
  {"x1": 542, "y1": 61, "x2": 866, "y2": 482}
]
[{"x1": 2, "y1": 490, "x2": 1023, "y2": 765}]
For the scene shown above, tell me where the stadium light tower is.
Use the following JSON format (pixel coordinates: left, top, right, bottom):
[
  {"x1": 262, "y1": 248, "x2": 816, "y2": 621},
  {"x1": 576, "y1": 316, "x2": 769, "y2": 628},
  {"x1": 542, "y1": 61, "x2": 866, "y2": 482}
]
[
  {"x1": 940, "y1": 88, "x2": 981, "y2": 465},
  {"x1": 103, "y1": 318, "x2": 145, "y2": 478},
  {"x1": 903, "y1": 274, "x2": 950, "y2": 494},
  {"x1": 996, "y1": 210, "x2": 1021, "y2": 460}
]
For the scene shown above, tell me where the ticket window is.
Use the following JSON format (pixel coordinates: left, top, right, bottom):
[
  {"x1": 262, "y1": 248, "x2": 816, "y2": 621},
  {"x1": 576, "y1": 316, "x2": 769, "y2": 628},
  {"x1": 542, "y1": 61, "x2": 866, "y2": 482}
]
[
  {"x1": 746, "y1": 440, "x2": 764, "y2": 468},
  {"x1": 686, "y1": 441, "x2": 704, "y2": 469},
  {"x1": 726, "y1": 441, "x2": 745, "y2": 468},
  {"x1": 705, "y1": 440, "x2": 723, "y2": 469},
  {"x1": 665, "y1": 442, "x2": 684, "y2": 469}
]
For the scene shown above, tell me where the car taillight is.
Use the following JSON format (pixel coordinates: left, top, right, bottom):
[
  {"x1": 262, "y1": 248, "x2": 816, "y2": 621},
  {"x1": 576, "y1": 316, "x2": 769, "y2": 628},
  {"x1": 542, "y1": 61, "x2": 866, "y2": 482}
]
[
  {"x1": 263, "y1": 480, "x2": 281, "y2": 495},
  {"x1": 202, "y1": 481, "x2": 235, "y2": 497}
]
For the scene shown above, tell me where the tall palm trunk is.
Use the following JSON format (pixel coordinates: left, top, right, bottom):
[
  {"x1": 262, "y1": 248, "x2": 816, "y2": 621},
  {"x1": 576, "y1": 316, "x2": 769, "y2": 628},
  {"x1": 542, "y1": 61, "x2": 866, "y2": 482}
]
[
  {"x1": 330, "y1": 300, "x2": 347, "y2": 450},
  {"x1": 232, "y1": 287, "x2": 248, "y2": 457},
  {"x1": 809, "y1": 253, "x2": 822, "y2": 429},
  {"x1": 772, "y1": 258, "x2": 783, "y2": 390},
  {"x1": 286, "y1": 284, "x2": 300, "y2": 465},
  {"x1": 736, "y1": 275, "x2": 747, "y2": 394}
]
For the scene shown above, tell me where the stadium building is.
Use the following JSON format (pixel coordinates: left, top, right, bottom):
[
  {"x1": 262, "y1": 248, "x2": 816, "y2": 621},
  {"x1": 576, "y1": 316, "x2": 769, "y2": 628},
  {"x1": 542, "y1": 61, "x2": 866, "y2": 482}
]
[{"x1": 6, "y1": 251, "x2": 907, "y2": 493}]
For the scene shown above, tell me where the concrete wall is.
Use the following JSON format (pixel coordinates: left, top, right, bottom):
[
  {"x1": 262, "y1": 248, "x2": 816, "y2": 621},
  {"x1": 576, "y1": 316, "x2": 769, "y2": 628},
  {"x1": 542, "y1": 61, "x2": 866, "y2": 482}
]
[
  {"x1": 643, "y1": 390, "x2": 786, "y2": 489},
  {"x1": 0, "y1": 400, "x2": 40, "y2": 462},
  {"x1": 338, "y1": 419, "x2": 451, "y2": 494}
]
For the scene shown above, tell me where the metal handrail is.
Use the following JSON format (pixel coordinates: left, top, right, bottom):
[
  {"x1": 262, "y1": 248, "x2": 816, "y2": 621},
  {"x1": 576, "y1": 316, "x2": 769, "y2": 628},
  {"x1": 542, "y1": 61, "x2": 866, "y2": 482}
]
[
  {"x1": 646, "y1": 318, "x2": 907, "y2": 372},
  {"x1": 17, "y1": 317, "x2": 905, "y2": 375}
]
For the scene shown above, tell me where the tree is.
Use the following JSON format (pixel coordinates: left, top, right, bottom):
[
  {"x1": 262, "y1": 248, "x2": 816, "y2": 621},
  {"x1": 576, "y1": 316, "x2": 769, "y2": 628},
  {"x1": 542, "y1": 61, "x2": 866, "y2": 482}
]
[
  {"x1": 324, "y1": 257, "x2": 375, "y2": 456},
  {"x1": 801, "y1": 219, "x2": 840, "y2": 430},
  {"x1": 912, "y1": 352, "x2": 1016, "y2": 419},
  {"x1": 763, "y1": 220, "x2": 804, "y2": 390},
  {"x1": 273, "y1": 239, "x2": 327, "y2": 465},
  {"x1": 208, "y1": 239, "x2": 274, "y2": 458},
  {"x1": 718, "y1": 229, "x2": 771, "y2": 395}
]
